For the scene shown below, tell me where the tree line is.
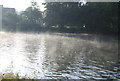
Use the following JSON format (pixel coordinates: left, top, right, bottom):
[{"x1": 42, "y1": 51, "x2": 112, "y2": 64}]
[{"x1": 2, "y1": 1, "x2": 118, "y2": 35}]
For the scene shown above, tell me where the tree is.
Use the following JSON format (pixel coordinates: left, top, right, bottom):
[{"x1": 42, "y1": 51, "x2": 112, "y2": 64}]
[
  {"x1": 18, "y1": 1, "x2": 43, "y2": 32},
  {"x1": 44, "y1": 2, "x2": 118, "y2": 34}
]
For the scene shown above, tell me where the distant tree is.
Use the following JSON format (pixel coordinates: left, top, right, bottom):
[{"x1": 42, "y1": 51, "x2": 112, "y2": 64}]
[
  {"x1": 79, "y1": 3, "x2": 118, "y2": 34},
  {"x1": 44, "y1": 2, "x2": 118, "y2": 34},
  {"x1": 18, "y1": 1, "x2": 43, "y2": 32}
]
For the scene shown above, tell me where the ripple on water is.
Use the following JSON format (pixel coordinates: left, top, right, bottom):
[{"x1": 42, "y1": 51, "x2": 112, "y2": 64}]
[{"x1": 0, "y1": 32, "x2": 118, "y2": 79}]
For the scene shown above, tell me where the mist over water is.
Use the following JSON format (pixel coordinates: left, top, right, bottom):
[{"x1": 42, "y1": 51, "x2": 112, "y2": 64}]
[{"x1": 0, "y1": 32, "x2": 119, "y2": 79}]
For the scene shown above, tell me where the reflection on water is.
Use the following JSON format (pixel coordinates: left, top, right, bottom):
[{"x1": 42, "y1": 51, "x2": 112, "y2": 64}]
[{"x1": 0, "y1": 32, "x2": 119, "y2": 79}]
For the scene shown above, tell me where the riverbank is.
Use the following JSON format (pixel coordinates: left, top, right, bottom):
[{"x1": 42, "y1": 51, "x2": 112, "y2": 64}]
[
  {"x1": 0, "y1": 73, "x2": 34, "y2": 81},
  {"x1": 0, "y1": 73, "x2": 19, "y2": 80},
  {"x1": 0, "y1": 73, "x2": 118, "y2": 81}
]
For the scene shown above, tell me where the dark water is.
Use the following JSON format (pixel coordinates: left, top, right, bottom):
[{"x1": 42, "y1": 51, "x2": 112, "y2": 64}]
[{"x1": 0, "y1": 32, "x2": 119, "y2": 79}]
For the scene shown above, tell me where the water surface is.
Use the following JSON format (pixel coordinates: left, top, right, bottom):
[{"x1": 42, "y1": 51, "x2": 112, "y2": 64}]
[{"x1": 0, "y1": 32, "x2": 119, "y2": 79}]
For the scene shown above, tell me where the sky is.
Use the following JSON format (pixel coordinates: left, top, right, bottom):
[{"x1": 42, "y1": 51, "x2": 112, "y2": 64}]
[{"x1": 0, "y1": 0, "x2": 45, "y2": 12}]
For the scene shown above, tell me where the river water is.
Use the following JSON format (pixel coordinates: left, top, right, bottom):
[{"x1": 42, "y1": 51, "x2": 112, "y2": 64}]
[{"x1": 0, "y1": 32, "x2": 119, "y2": 79}]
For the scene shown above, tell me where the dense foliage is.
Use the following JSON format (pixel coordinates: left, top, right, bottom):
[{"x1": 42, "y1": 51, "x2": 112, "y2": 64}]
[
  {"x1": 2, "y1": 2, "x2": 118, "y2": 35},
  {"x1": 44, "y1": 2, "x2": 118, "y2": 34},
  {"x1": 17, "y1": 1, "x2": 43, "y2": 32}
]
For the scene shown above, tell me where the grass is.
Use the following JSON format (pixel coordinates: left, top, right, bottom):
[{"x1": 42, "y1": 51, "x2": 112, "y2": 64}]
[
  {"x1": 0, "y1": 73, "x2": 33, "y2": 81},
  {"x1": 2, "y1": 73, "x2": 19, "y2": 79}
]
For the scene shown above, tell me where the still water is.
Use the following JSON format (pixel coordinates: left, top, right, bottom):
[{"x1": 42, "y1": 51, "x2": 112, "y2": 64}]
[{"x1": 0, "y1": 32, "x2": 119, "y2": 79}]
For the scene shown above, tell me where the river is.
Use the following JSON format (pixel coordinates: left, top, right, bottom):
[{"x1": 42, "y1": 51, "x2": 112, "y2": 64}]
[{"x1": 0, "y1": 32, "x2": 119, "y2": 79}]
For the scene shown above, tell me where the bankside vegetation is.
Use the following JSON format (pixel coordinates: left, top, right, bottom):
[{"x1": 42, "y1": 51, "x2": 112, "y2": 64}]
[{"x1": 2, "y1": 1, "x2": 118, "y2": 35}]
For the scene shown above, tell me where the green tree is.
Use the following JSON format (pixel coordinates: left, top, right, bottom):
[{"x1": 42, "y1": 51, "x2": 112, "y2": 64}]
[
  {"x1": 44, "y1": 2, "x2": 118, "y2": 34},
  {"x1": 18, "y1": 1, "x2": 43, "y2": 32}
]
